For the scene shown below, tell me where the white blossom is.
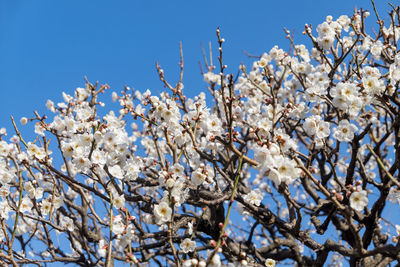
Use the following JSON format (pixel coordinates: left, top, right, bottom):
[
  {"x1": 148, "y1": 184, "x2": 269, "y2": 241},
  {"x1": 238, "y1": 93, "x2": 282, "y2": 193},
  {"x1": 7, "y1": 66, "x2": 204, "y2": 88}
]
[
  {"x1": 60, "y1": 215, "x2": 75, "y2": 231},
  {"x1": 350, "y1": 190, "x2": 369, "y2": 212},
  {"x1": 243, "y1": 189, "x2": 264, "y2": 206},
  {"x1": 333, "y1": 120, "x2": 358, "y2": 142},
  {"x1": 180, "y1": 238, "x2": 196, "y2": 253},
  {"x1": 265, "y1": 258, "x2": 276, "y2": 267},
  {"x1": 154, "y1": 201, "x2": 172, "y2": 224},
  {"x1": 112, "y1": 215, "x2": 125, "y2": 235}
]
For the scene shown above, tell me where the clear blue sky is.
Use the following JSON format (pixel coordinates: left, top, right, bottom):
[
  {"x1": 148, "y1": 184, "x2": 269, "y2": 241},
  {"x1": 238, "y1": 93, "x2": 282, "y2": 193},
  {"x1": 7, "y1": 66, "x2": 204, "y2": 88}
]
[
  {"x1": 0, "y1": 0, "x2": 388, "y2": 132},
  {"x1": 0, "y1": 1, "x2": 394, "y2": 264}
]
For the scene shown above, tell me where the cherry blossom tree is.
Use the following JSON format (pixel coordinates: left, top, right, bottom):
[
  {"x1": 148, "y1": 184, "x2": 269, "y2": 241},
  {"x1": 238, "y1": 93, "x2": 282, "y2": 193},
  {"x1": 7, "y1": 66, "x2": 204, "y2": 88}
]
[{"x1": 1, "y1": 2, "x2": 400, "y2": 267}]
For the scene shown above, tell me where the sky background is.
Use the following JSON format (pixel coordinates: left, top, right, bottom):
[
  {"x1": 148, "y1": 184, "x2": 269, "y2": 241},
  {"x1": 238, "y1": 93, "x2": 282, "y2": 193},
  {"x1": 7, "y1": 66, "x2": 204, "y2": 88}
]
[
  {"x1": 0, "y1": 0, "x2": 390, "y2": 135},
  {"x1": 0, "y1": 0, "x2": 396, "y2": 264}
]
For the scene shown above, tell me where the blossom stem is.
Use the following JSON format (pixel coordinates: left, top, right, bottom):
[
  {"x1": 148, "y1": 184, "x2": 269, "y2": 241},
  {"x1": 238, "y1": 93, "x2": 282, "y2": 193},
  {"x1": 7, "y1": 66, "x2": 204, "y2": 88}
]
[
  {"x1": 10, "y1": 116, "x2": 28, "y2": 148},
  {"x1": 106, "y1": 193, "x2": 113, "y2": 267},
  {"x1": 367, "y1": 145, "x2": 400, "y2": 187},
  {"x1": 206, "y1": 153, "x2": 244, "y2": 266},
  {"x1": 9, "y1": 170, "x2": 23, "y2": 258},
  {"x1": 168, "y1": 190, "x2": 181, "y2": 267}
]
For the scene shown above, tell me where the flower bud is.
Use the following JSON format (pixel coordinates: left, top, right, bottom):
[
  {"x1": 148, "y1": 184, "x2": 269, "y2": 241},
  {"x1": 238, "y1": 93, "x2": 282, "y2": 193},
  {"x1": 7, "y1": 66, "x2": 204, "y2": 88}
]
[{"x1": 20, "y1": 117, "x2": 28, "y2": 125}]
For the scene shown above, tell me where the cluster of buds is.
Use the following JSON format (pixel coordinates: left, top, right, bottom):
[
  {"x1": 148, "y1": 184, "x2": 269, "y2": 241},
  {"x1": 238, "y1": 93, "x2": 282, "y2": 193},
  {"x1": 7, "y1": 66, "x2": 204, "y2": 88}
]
[{"x1": 346, "y1": 180, "x2": 363, "y2": 197}]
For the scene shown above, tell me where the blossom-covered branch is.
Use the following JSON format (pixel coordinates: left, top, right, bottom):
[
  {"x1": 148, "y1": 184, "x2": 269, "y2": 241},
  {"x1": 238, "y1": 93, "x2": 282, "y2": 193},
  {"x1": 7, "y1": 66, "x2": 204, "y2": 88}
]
[{"x1": 0, "y1": 2, "x2": 400, "y2": 267}]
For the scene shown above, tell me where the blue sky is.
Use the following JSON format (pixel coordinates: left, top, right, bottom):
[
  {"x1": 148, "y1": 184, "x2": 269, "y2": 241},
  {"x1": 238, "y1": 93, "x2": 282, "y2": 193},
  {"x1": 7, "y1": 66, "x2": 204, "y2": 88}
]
[
  {"x1": 0, "y1": 0, "x2": 389, "y2": 134},
  {"x1": 0, "y1": 0, "x2": 395, "y2": 264}
]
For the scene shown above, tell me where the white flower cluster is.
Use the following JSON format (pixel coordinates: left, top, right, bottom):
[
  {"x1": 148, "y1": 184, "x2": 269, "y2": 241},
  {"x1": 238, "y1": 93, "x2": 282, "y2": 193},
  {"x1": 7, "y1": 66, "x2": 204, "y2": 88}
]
[{"x1": 0, "y1": 5, "x2": 399, "y2": 267}]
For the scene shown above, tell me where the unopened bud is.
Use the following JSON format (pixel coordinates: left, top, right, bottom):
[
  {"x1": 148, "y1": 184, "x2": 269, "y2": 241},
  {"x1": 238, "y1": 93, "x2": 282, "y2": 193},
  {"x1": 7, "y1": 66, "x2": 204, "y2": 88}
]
[
  {"x1": 20, "y1": 117, "x2": 28, "y2": 125},
  {"x1": 210, "y1": 240, "x2": 217, "y2": 247},
  {"x1": 335, "y1": 193, "x2": 344, "y2": 202},
  {"x1": 348, "y1": 184, "x2": 354, "y2": 191}
]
